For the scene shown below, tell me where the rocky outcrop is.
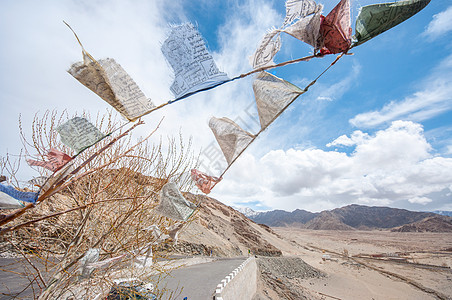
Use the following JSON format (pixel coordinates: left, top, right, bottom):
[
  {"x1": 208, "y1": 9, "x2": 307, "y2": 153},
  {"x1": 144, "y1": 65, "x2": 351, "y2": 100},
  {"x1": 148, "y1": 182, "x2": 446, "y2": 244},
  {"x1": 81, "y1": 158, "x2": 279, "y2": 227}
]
[
  {"x1": 391, "y1": 215, "x2": 452, "y2": 232},
  {"x1": 304, "y1": 211, "x2": 355, "y2": 231},
  {"x1": 177, "y1": 194, "x2": 283, "y2": 257},
  {"x1": 250, "y1": 209, "x2": 318, "y2": 227},
  {"x1": 330, "y1": 204, "x2": 435, "y2": 229}
]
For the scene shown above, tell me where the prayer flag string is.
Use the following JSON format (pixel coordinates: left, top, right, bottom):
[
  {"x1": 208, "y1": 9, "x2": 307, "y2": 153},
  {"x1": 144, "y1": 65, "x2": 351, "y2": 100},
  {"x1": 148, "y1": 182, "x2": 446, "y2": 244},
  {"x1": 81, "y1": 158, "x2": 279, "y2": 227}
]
[
  {"x1": 218, "y1": 51, "x2": 347, "y2": 178},
  {"x1": 56, "y1": 0, "x2": 431, "y2": 194},
  {"x1": 0, "y1": 0, "x2": 431, "y2": 230}
]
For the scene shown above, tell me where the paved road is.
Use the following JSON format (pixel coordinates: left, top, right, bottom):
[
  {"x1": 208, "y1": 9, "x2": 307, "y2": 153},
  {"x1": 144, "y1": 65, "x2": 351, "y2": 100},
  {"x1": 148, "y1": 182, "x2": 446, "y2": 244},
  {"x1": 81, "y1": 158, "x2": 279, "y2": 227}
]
[
  {"x1": 159, "y1": 257, "x2": 246, "y2": 300},
  {"x1": 1, "y1": 256, "x2": 247, "y2": 300},
  {"x1": 0, "y1": 257, "x2": 43, "y2": 300}
]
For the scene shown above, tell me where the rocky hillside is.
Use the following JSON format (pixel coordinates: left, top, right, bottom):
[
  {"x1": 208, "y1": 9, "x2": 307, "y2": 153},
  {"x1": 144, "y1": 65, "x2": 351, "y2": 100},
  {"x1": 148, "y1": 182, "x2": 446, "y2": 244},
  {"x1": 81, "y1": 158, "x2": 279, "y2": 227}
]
[
  {"x1": 303, "y1": 211, "x2": 355, "y2": 230},
  {"x1": 391, "y1": 215, "x2": 452, "y2": 232},
  {"x1": 173, "y1": 194, "x2": 287, "y2": 257},
  {"x1": 329, "y1": 204, "x2": 435, "y2": 229},
  {"x1": 251, "y1": 209, "x2": 317, "y2": 227}
]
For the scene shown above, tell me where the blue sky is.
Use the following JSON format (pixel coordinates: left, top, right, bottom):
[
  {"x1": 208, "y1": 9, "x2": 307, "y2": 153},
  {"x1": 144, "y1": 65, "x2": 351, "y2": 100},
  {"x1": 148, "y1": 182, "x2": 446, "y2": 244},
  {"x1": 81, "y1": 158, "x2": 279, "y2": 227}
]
[{"x1": 1, "y1": 0, "x2": 452, "y2": 213}]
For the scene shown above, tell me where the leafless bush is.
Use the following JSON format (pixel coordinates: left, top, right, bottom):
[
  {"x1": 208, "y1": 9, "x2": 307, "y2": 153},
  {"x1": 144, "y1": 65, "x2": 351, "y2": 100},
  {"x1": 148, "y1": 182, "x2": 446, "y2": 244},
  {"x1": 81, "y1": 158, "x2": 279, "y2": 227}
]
[{"x1": 1, "y1": 110, "x2": 199, "y2": 299}]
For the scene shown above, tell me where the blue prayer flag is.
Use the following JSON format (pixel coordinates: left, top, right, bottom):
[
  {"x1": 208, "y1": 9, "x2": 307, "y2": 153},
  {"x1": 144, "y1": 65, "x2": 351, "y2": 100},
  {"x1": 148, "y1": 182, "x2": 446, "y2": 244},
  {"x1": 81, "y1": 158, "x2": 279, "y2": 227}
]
[{"x1": 0, "y1": 183, "x2": 38, "y2": 204}]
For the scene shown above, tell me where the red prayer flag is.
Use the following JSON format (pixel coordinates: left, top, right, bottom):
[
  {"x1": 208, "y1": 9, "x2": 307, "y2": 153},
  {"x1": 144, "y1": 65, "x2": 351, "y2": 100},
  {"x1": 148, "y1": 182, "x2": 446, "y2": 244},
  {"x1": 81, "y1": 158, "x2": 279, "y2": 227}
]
[
  {"x1": 319, "y1": 0, "x2": 351, "y2": 54},
  {"x1": 190, "y1": 169, "x2": 222, "y2": 194},
  {"x1": 27, "y1": 149, "x2": 72, "y2": 172}
]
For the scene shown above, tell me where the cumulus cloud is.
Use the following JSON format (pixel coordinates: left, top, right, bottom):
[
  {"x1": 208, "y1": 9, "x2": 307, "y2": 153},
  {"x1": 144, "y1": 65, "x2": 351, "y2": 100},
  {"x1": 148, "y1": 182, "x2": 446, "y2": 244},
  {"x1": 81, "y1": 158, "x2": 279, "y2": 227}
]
[
  {"x1": 327, "y1": 130, "x2": 370, "y2": 147},
  {"x1": 408, "y1": 197, "x2": 432, "y2": 205},
  {"x1": 423, "y1": 6, "x2": 452, "y2": 39},
  {"x1": 261, "y1": 149, "x2": 350, "y2": 195},
  {"x1": 447, "y1": 145, "x2": 452, "y2": 155},
  {"x1": 0, "y1": 0, "x2": 175, "y2": 153},
  {"x1": 352, "y1": 121, "x2": 431, "y2": 171},
  {"x1": 0, "y1": 0, "x2": 281, "y2": 178},
  {"x1": 350, "y1": 54, "x2": 452, "y2": 128},
  {"x1": 213, "y1": 121, "x2": 452, "y2": 212}
]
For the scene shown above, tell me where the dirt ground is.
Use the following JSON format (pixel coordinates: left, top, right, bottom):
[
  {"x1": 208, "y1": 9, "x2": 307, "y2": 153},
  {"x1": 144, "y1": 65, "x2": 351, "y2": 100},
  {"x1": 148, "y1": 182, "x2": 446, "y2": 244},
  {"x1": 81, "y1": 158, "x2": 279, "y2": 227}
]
[
  {"x1": 253, "y1": 256, "x2": 325, "y2": 300},
  {"x1": 271, "y1": 228, "x2": 452, "y2": 300}
]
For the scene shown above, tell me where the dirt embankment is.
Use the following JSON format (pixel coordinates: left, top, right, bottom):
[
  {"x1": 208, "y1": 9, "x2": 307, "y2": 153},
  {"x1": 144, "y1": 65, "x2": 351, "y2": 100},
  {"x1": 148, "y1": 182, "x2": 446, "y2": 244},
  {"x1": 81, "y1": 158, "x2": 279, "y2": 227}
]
[
  {"x1": 177, "y1": 194, "x2": 284, "y2": 257},
  {"x1": 253, "y1": 256, "x2": 324, "y2": 300}
]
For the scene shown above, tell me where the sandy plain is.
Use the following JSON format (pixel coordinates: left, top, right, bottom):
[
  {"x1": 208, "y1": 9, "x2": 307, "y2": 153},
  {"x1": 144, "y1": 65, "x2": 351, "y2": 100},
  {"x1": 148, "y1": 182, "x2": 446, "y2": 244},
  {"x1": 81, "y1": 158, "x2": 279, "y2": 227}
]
[{"x1": 272, "y1": 228, "x2": 452, "y2": 300}]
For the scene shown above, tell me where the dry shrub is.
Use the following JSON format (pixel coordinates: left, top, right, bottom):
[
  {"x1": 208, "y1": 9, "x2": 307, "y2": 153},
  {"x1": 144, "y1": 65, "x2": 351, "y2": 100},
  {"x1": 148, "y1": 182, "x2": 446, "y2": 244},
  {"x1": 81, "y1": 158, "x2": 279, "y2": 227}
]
[{"x1": 1, "y1": 110, "x2": 200, "y2": 299}]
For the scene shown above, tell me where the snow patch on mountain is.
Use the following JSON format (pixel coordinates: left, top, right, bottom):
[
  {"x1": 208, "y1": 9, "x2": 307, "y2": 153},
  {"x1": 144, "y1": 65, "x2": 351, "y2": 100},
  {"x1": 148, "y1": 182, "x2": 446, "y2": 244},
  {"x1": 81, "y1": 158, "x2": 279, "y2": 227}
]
[{"x1": 233, "y1": 206, "x2": 262, "y2": 218}]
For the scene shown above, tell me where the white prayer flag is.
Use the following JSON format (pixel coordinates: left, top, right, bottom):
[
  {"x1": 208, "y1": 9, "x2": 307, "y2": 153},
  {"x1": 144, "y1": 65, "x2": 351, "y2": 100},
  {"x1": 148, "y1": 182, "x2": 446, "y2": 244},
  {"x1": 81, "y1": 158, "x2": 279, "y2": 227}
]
[
  {"x1": 162, "y1": 23, "x2": 229, "y2": 99},
  {"x1": 283, "y1": 11, "x2": 323, "y2": 50},
  {"x1": 251, "y1": 0, "x2": 323, "y2": 68},
  {"x1": 28, "y1": 176, "x2": 48, "y2": 187},
  {"x1": 209, "y1": 117, "x2": 255, "y2": 165},
  {"x1": 283, "y1": 0, "x2": 323, "y2": 27},
  {"x1": 253, "y1": 72, "x2": 304, "y2": 129},
  {"x1": 57, "y1": 117, "x2": 105, "y2": 154},
  {"x1": 78, "y1": 248, "x2": 100, "y2": 279},
  {"x1": 0, "y1": 190, "x2": 23, "y2": 209},
  {"x1": 88, "y1": 254, "x2": 126, "y2": 269},
  {"x1": 282, "y1": 0, "x2": 323, "y2": 51},
  {"x1": 68, "y1": 57, "x2": 154, "y2": 121},
  {"x1": 155, "y1": 182, "x2": 197, "y2": 221},
  {"x1": 41, "y1": 161, "x2": 75, "y2": 193},
  {"x1": 250, "y1": 30, "x2": 281, "y2": 69}
]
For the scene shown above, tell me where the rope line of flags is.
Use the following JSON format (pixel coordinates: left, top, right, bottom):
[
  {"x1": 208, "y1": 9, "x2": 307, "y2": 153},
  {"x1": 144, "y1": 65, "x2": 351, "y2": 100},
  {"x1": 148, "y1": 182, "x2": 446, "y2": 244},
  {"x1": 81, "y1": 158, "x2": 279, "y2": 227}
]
[{"x1": 1, "y1": 0, "x2": 430, "y2": 226}]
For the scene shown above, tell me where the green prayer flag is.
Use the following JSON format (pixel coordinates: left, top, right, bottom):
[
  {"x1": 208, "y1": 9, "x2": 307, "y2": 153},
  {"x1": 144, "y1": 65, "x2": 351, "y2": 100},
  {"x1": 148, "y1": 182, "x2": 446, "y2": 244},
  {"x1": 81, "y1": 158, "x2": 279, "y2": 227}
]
[
  {"x1": 354, "y1": 0, "x2": 430, "y2": 46},
  {"x1": 57, "y1": 117, "x2": 105, "y2": 154}
]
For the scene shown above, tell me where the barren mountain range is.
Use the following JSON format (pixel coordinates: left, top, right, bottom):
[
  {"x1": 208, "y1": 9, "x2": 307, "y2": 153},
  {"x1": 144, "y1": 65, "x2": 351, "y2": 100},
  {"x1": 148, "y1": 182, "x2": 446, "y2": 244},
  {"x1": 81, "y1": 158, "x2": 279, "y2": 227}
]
[
  {"x1": 242, "y1": 204, "x2": 452, "y2": 232},
  {"x1": 173, "y1": 196, "x2": 452, "y2": 260}
]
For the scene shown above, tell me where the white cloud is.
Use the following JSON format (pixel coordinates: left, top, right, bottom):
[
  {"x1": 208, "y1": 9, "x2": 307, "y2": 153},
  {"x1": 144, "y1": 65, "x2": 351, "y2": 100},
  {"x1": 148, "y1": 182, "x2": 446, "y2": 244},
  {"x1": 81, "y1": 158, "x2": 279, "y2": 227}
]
[
  {"x1": 423, "y1": 6, "x2": 452, "y2": 39},
  {"x1": 447, "y1": 145, "x2": 452, "y2": 155},
  {"x1": 213, "y1": 121, "x2": 452, "y2": 212},
  {"x1": 216, "y1": 0, "x2": 281, "y2": 75},
  {"x1": 350, "y1": 54, "x2": 452, "y2": 128},
  {"x1": 0, "y1": 0, "x2": 174, "y2": 152},
  {"x1": 408, "y1": 197, "x2": 432, "y2": 205},
  {"x1": 261, "y1": 148, "x2": 350, "y2": 195},
  {"x1": 327, "y1": 130, "x2": 370, "y2": 147},
  {"x1": 352, "y1": 121, "x2": 431, "y2": 172},
  {"x1": 0, "y1": 0, "x2": 280, "y2": 178}
]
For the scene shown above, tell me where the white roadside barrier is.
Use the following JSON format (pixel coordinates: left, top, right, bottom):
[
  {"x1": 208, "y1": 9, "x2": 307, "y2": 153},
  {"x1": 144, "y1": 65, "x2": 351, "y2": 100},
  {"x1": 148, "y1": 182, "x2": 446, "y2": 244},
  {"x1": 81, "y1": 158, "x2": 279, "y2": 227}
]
[{"x1": 214, "y1": 256, "x2": 257, "y2": 300}]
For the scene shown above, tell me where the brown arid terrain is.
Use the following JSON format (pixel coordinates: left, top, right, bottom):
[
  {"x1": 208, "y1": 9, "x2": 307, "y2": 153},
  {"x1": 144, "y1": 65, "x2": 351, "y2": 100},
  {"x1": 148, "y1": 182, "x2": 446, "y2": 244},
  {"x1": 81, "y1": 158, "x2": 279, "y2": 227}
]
[
  {"x1": 174, "y1": 194, "x2": 284, "y2": 257},
  {"x1": 2, "y1": 186, "x2": 452, "y2": 299},
  {"x1": 175, "y1": 196, "x2": 452, "y2": 299},
  {"x1": 273, "y1": 228, "x2": 452, "y2": 300},
  {"x1": 169, "y1": 195, "x2": 452, "y2": 299},
  {"x1": 392, "y1": 215, "x2": 452, "y2": 232}
]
